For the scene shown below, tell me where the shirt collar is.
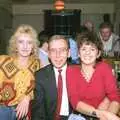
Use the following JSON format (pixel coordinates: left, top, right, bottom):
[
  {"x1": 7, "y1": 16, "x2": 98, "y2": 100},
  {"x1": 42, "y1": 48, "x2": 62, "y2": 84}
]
[{"x1": 53, "y1": 64, "x2": 67, "y2": 73}]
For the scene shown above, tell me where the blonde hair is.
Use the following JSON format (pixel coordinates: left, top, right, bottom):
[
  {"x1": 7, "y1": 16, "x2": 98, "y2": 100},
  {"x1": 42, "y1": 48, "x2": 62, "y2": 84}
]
[{"x1": 8, "y1": 24, "x2": 40, "y2": 58}]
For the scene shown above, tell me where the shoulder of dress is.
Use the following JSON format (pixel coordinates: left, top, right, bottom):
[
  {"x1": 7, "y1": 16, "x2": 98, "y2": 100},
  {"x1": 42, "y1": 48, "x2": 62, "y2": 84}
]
[
  {"x1": 0, "y1": 55, "x2": 13, "y2": 65},
  {"x1": 30, "y1": 58, "x2": 41, "y2": 72},
  {"x1": 96, "y1": 61, "x2": 112, "y2": 71},
  {"x1": 0, "y1": 55, "x2": 18, "y2": 79}
]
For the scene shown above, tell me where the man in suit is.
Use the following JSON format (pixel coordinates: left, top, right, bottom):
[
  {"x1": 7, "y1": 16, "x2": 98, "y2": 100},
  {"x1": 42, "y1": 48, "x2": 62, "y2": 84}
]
[{"x1": 31, "y1": 35, "x2": 72, "y2": 120}]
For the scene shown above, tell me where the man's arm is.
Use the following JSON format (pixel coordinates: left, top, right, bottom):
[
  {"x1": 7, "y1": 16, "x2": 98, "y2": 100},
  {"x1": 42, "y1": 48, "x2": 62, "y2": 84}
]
[{"x1": 31, "y1": 72, "x2": 46, "y2": 120}]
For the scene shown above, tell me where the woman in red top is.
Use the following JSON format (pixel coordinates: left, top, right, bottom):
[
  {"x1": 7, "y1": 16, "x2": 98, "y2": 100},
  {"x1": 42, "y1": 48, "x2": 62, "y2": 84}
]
[{"x1": 67, "y1": 32, "x2": 120, "y2": 120}]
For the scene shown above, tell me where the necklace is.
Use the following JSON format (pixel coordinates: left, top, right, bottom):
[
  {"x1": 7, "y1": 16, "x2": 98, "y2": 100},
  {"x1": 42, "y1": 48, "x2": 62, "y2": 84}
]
[{"x1": 81, "y1": 67, "x2": 94, "y2": 82}]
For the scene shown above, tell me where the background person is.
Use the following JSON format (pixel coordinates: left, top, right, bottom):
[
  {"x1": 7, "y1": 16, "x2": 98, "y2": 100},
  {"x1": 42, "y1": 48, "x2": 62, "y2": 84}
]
[
  {"x1": 38, "y1": 30, "x2": 50, "y2": 67},
  {"x1": 68, "y1": 36, "x2": 80, "y2": 64},
  {"x1": 98, "y1": 22, "x2": 120, "y2": 57},
  {"x1": 83, "y1": 20, "x2": 95, "y2": 32},
  {"x1": 67, "y1": 32, "x2": 120, "y2": 120},
  {"x1": 0, "y1": 24, "x2": 41, "y2": 120}
]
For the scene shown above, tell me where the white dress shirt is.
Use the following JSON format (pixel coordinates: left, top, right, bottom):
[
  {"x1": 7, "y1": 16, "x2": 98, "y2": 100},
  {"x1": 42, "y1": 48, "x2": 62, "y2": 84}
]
[{"x1": 54, "y1": 64, "x2": 69, "y2": 116}]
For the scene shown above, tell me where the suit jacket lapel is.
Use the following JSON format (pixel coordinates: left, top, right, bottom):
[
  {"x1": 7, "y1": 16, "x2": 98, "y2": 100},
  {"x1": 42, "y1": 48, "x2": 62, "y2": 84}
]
[
  {"x1": 49, "y1": 65, "x2": 57, "y2": 100},
  {"x1": 46, "y1": 65, "x2": 57, "y2": 111}
]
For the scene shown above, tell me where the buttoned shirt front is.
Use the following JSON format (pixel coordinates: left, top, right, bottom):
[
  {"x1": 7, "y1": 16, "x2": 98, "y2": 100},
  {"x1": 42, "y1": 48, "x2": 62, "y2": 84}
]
[{"x1": 54, "y1": 64, "x2": 69, "y2": 116}]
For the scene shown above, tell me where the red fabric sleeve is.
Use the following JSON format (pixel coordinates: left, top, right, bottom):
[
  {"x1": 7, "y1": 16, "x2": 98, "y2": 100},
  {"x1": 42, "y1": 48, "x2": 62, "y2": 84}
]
[
  {"x1": 102, "y1": 63, "x2": 120, "y2": 103},
  {"x1": 67, "y1": 66, "x2": 80, "y2": 109}
]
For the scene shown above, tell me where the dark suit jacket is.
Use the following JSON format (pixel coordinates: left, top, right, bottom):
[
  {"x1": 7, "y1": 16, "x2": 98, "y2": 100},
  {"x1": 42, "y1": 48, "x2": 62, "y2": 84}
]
[{"x1": 31, "y1": 64, "x2": 72, "y2": 120}]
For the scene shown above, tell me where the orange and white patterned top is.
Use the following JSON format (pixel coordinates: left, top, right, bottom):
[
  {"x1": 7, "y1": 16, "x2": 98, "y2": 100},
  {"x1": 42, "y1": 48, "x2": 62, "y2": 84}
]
[{"x1": 0, "y1": 55, "x2": 41, "y2": 106}]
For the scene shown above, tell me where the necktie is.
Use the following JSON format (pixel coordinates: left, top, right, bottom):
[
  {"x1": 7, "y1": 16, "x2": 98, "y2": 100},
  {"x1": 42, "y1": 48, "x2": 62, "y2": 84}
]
[{"x1": 54, "y1": 69, "x2": 63, "y2": 120}]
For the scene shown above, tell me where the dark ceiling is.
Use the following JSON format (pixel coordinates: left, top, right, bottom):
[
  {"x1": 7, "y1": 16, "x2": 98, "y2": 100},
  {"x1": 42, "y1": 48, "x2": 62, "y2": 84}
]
[{"x1": 12, "y1": 0, "x2": 116, "y2": 4}]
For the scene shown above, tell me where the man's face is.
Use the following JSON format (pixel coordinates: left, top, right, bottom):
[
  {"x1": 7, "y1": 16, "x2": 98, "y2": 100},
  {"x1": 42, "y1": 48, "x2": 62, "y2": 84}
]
[
  {"x1": 100, "y1": 28, "x2": 112, "y2": 41},
  {"x1": 48, "y1": 39, "x2": 70, "y2": 69}
]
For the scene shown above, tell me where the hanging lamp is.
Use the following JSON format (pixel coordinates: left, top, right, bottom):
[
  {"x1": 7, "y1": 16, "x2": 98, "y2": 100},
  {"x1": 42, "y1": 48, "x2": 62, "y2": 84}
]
[{"x1": 54, "y1": 0, "x2": 65, "y2": 11}]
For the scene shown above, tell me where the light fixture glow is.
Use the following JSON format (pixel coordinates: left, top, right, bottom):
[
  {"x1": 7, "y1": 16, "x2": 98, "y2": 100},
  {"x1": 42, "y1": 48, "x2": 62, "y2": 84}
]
[{"x1": 54, "y1": 0, "x2": 65, "y2": 11}]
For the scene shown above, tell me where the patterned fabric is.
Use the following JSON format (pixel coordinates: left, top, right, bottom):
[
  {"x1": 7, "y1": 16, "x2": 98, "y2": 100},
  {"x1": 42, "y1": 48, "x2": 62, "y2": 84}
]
[{"x1": 0, "y1": 55, "x2": 41, "y2": 106}]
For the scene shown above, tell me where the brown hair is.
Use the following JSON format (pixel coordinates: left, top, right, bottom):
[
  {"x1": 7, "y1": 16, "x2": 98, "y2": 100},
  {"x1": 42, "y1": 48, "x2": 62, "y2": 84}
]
[
  {"x1": 99, "y1": 22, "x2": 113, "y2": 31},
  {"x1": 48, "y1": 35, "x2": 70, "y2": 49},
  {"x1": 76, "y1": 32, "x2": 103, "y2": 62}
]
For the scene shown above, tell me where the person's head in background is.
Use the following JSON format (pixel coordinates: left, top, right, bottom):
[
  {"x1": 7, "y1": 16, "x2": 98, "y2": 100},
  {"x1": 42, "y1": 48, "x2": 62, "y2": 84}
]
[
  {"x1": 83, "y1": 20, "x2": 94, "y2": 32},
  {"x1": 76, "y1": 32, "x2": 103, "y2": 66},
  {"x1": 38, "y1": 30, "x2": 49, "y2": 53},
  {"x1": 48, "y1": 35, "x2": 70, "y2": 69},
  {"x1": 8, "y1": 24, "x2": 39, "y2": 59},
  {"x1": 99, "y1": 22, "x2": 113, "y2": 42},
  {"x1": 78, "y1": 25, "x2": 89, "y2": 33}
]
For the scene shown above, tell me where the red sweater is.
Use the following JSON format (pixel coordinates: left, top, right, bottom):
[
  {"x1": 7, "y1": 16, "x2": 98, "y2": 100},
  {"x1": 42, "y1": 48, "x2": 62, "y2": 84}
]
[{"x1": 67, "y1": 61, "x2": 120, "y2": 109}]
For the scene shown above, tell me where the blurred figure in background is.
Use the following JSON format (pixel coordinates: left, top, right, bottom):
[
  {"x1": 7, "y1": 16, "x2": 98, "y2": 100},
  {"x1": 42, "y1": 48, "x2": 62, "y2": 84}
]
[
  {"x1": 98, "y1": 22, "x2": 120, "y2": 57},
  {"x1": 68, "y1": 36, "x2": 80, "y2": 64},
  {"x1": 83, "y1": 20, "x2": 94, "y2": 33},
  {"x1": 38, "y1": 30, "x2": 50, "y2": 67},
  {"x1": 0, "y1": 24, "x2": 41, "y2": 120}
]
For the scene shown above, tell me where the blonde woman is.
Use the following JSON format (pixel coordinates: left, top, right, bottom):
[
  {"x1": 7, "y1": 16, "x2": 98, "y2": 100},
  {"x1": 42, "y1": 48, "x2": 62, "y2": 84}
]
[{"x1": 0, "y1": 24, "x2": 42, "y2": 120}]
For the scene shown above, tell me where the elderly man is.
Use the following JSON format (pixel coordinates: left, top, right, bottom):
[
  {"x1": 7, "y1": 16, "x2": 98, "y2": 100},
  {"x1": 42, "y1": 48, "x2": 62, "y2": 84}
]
[{"x1": 98, "y1": 22, "x2": 120, "y2": 57}]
